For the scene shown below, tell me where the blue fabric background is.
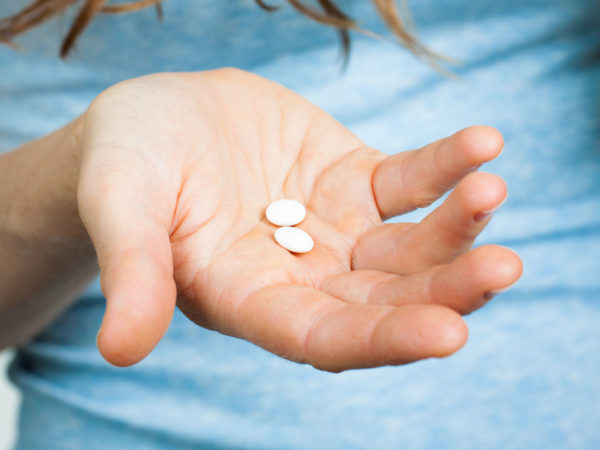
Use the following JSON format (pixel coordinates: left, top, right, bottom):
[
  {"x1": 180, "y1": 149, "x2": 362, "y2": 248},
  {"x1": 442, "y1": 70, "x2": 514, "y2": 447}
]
[{"x1": 1, "y1": 0, "x2": 599, "y2": 448}]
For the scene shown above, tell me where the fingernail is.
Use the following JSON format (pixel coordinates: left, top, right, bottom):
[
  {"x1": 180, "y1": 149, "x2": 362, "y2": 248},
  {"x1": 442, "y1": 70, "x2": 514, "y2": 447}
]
[
  {"x1": 96, "y1": 328, "x2": 102, "y2": 348},
  {"x1": 474, "y1": 193, "x2": 509, "y2": 222},
  {"x1": 474, "y1": 211, "x2": 493, "y2": 222},
  {"x1": 467, "y1": 163, "x2": 482, "y2": 173},
  {"x1": 484, "y1": 280, "x2": 519, "y2": 300},
  {"x1": 488, "y1": 285, "x2": 515, "y2": 296},
  {"x1": 483, "y1": 292, "x2": 496, "y2": 301}
]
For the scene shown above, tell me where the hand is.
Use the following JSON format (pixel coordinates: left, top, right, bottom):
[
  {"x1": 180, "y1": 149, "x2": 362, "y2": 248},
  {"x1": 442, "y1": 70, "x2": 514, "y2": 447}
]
[{"x1": 78, "y1": 68, "x2": 522, "y2": 371}]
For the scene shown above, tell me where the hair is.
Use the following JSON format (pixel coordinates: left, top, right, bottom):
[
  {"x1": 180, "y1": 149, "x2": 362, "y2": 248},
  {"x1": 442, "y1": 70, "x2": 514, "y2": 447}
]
[{"x1": 0, "y1": 0, "x2": 440, "y2": 65}]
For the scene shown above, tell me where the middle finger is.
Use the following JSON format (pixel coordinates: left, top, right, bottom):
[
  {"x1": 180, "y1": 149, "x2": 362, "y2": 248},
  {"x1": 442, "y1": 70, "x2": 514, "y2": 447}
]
[{"x1": 353, "y1": 171, "x2": 507, "y2": 275}]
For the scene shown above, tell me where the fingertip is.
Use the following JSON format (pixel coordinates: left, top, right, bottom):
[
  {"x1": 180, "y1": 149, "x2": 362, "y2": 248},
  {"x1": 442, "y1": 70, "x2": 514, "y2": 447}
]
[
  {"x1": 471, "y1": 245, "x2": 523, "y2": 291},
  {"x1": 453, "y1": 125, "x2": 504, "y2": 164},
  {"x1": 97, "y1": 324, "x2": 148, "y2": 367},
  {"x1": 98, "y1": 286, "x2": 176, "y2": 367},
  {"x1": 97, "y1": 249, "x2": 177, "y2": 367},
  {"x1": 423, "y1": 306, "x2": 469, "y2": 358},
  {"x1": 489, "y1": 245, "x2": 523, "y2": 291},
  {"x1": 384, "y1": 305, "x2": 468, "y2": 362},
  {"x1": 457, "y1": 172, "x2": 508, "y2": 216}
]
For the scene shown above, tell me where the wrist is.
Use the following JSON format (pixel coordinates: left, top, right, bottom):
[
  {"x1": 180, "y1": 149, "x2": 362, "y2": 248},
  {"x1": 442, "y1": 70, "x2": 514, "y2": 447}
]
[{"x1": 0, "y1": 115, "x2": 93, "y2": 255}]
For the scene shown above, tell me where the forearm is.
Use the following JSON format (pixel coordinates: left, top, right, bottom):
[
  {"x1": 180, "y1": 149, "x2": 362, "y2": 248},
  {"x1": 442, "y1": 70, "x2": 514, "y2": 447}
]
[{"x1": 0, "y1": 116, "x2": 98, "y2": 348}]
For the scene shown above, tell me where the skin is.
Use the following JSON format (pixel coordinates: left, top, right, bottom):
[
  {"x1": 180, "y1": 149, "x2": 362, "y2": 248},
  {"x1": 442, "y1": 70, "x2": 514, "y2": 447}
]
[{"x1": 0, "y1": 68, "x2": 522, "y2": 372}]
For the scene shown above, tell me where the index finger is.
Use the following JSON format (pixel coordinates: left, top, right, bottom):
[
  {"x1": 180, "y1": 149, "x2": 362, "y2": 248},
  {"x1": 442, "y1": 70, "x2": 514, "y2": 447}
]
[{"x1": 372, "y1": 126, "x2": 504, "y2": 220}]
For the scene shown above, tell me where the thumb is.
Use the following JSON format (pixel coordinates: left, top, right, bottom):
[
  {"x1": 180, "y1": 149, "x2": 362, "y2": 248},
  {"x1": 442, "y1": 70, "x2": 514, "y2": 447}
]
[{"x1": 79, "y1": 170, "x2": 177, "y2": 367}]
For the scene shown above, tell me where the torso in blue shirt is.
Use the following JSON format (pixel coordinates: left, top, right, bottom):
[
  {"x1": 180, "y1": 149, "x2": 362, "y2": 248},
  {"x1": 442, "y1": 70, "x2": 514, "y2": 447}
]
[{"x1": 1, "y1": 0, "x2": 599, "y2": 448}]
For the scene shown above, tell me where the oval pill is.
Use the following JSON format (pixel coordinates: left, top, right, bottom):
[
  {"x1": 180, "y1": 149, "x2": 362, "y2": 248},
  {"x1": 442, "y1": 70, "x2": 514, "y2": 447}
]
[
  {"x1": 274, "y1": 227, "x2": 314, "y2": 254},
  {"x1": 266, "y1": 199, "x2": 306, "y2": 226}
]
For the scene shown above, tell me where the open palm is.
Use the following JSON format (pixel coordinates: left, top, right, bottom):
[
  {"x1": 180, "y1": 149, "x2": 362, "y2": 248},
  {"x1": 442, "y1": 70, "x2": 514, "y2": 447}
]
[{"x1": 79, "y1": 69, "x2": 521, "y2": 371}]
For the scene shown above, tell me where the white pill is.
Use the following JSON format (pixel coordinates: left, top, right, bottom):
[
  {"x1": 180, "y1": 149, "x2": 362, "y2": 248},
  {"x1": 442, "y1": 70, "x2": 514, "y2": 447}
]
[
  {"x1": 266, "y1": 199, "x2": 306, "y2": 226},
  {"x1": 274, "y1": 227, "x2": 314, "y2": 254}
]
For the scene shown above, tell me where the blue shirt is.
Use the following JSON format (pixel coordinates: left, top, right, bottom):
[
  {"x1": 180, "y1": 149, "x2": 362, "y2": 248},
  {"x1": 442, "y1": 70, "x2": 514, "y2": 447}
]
[{"x1": 1, "y1": 0, "x2": 599, "y2": 448}]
